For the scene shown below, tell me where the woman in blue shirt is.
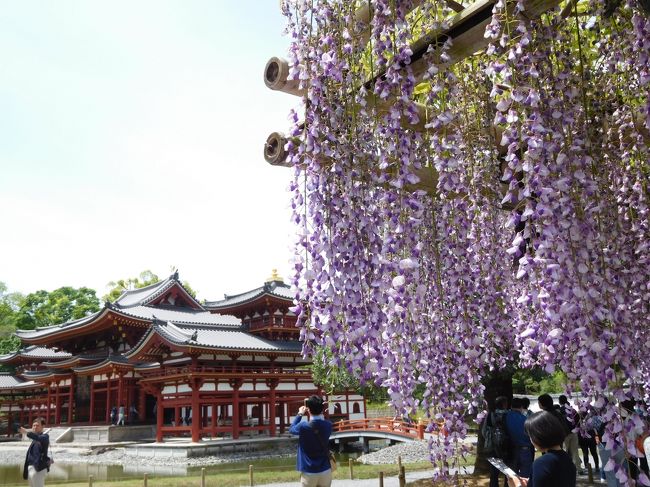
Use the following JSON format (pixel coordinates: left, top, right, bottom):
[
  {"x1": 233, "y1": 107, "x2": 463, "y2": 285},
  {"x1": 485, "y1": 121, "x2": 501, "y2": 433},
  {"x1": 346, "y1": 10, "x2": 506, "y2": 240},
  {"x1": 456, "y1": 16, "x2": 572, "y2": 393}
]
[{"x1": 508, "y1": 411, "x2": 577, "y2": 487}]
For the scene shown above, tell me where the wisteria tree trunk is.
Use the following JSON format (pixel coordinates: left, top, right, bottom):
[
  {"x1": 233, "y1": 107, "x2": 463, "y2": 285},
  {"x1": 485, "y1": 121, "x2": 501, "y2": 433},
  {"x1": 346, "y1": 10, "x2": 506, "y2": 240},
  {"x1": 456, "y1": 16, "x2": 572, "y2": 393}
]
[{"x1": 475, "y1": 370, "x2": 514, "y2": 475}]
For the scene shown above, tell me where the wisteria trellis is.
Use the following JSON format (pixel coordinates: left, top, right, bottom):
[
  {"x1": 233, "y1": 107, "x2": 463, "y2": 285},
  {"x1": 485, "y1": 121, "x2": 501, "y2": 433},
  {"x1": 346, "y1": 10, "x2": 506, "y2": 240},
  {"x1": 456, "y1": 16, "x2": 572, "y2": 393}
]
[{"x1": 279, "y1": 0, "x2": 649, "y2": 480}]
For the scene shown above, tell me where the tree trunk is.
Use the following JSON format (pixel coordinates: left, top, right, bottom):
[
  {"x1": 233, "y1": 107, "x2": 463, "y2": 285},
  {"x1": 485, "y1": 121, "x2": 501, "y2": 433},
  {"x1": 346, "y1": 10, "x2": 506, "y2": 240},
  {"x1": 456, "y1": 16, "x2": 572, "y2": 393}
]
[{"x1": 473, "y1": 369, "x2": 514, "y2": 475}]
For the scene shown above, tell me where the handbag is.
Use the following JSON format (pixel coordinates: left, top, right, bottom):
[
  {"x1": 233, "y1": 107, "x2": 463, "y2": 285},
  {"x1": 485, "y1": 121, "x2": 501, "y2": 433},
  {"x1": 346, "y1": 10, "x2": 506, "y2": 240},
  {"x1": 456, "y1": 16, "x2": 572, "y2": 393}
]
[{"x1": 309, "y1": 422, "x2": 337, "y2": 472}]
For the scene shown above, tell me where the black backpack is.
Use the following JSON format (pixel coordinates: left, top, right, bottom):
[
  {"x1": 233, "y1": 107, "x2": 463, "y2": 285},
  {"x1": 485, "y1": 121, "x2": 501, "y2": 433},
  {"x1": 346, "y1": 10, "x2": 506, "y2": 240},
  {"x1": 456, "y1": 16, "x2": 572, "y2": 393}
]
[
  {"x1": 483, "y1": 411, "x2": 511, "y2": 459},
  {"x1": 555, "y1": 405, "x2": 574, "y2": 436}
]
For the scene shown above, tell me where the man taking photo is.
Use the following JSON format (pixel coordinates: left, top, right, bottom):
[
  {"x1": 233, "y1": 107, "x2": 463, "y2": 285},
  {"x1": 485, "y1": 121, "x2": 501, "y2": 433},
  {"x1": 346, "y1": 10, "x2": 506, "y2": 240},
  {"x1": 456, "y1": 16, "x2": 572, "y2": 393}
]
[{"x1": 290, "y1": 395, "x2": 333, "y2": 487}]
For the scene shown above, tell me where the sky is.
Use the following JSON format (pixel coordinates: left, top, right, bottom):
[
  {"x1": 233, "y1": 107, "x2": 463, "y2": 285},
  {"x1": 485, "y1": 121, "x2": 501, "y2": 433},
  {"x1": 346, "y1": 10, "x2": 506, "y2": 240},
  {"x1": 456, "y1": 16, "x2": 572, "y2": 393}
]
[{"x1": 0, "y1": 1, "x2": 301, "y2": 302}]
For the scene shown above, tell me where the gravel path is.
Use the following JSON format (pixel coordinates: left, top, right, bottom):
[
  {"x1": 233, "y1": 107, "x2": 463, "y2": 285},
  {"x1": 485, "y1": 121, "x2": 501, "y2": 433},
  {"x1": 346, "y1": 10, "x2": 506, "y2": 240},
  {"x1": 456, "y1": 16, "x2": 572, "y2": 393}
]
[
  {"x1": 357, "y1": 441, "x2": 433, "y2": 465},
  {"x1": 0, "y1": 442, "x2": 297, "y2": 467}
]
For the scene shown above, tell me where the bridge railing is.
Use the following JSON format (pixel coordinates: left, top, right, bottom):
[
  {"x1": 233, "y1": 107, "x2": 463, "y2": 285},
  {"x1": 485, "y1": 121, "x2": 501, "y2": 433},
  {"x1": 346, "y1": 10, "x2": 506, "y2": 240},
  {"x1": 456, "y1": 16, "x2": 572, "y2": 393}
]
[{"x1": 332, "y1": 417, "x2": 426, "y2": 440}]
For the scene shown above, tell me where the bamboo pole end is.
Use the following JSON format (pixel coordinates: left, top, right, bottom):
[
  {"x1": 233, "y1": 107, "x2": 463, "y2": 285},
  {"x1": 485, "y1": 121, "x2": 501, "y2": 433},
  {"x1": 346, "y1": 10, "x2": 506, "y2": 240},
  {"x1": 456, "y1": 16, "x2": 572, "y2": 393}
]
[{"x1": 264, "y1": 132, "x2": 292, "y2": 167}]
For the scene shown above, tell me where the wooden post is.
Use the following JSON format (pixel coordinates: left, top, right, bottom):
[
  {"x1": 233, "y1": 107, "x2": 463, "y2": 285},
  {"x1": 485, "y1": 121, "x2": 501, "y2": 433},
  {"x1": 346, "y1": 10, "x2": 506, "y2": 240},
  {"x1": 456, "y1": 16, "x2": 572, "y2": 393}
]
[
  {"x1": 105, "y1": 376, "x2": 112, "y2": 424},
  {"x1": 191, "y1": 379, "x2": 201, "y2": 442},
  {"x1": 379, "y1": 471, "x2": 384, "y2": 487},
  {"x1": 54, "y1": 383, "x2": 61, "y2": 425},
  {"x1": 143, "y1": 473, "x2": 148, "y2": 487},
  {"x1": 117, "y1": 373, "x2": 124, "y2": 419},
  {"x1": 269, "y1": 386, "x2": 277, "y2": 437},
  {"x1": 587, "y1": 464, "x2": 593, "y2": 484},
  {"x1": 232, "y1": 386, "x2": 240, "y2": 439},
  {"x1": 89, "y1": 380, "x2": 95, "y2": 424},
  {"x1": 88, "y1": 475, "x2": 94, "y2": 487},
  {"x1": 249, "y1": 464, "x2": 254, "y2": 486},
  {"x1": 156, "y1": 389, "x2": 164, "y2": 443},
  {"x1": 46, "y1": 384, "x2": 52, "y2": 426},
  {"x1": 399, "y1": 466, "x2": 406, "y2": 487},
  {"x1": 397, "y1": 455, "x2": 402, "y2": 470},
  {"x1": 68, "y1": 375, "x2": 75, "y2": 423},
  {"x1": 139, "y1": 385, "x2": 146, "y2": 424},
  {"x1": 417, "y1": 421, "x2": 425, "y2": 439},
  {"x1": 349, "y1": 458, "x2": 354, "y2": 480},
  {"x1": 201, "y1": 467, "x2": 206, "y2": 487}
]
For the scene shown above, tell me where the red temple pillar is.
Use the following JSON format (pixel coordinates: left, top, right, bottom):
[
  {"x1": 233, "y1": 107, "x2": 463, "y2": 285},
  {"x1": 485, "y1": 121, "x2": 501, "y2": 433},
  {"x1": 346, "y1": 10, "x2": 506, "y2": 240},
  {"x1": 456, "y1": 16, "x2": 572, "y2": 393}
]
[
  {"x1": 46, "y1": 383, "x2": 52, "y2": 425},
  {"x1": 139, "y1": 387, "x2": 146, "y2": 423},
  {"x1": 232, "y1": 382, "x2": 240, "y2": 439},
  {"x1": 211, "y1": 402, "x2": 217, "y2": 435},
  {"x1": 19, "y1": 406, "x2": 25, "y2": 428},
  {"x1": 106, "y1": 375, "x2": 112, "y2": 424},
  {"x1": 269, "y1": 387, "x2": 277, "y2": 437},
  {"x1": 117, "y1": 373, "x2": 124, "y2": 413},
  {"x1": 190, "y1": 379, "x2": 201, "y2": 442},
  {"x1": 54, "y1": 383, "x2": 61, "y2": 425},
  {"x1": 89, "y1": 380, "x2": 95, "y2": 424},
  {"x1": 156, "y1": 388, "x2": 164, "y2": 442},
  {"x1": 7, "y1": 403, "x2": 13, "y2": 437},
  {"x1": 68, "y1": 375, "x2": 75, "y2": 423}
]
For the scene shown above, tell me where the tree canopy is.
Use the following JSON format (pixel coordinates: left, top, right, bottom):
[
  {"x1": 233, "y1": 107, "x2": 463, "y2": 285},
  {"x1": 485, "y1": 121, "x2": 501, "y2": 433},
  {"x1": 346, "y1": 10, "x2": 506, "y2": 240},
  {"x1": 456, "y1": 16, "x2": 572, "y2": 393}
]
[
  {"x1": 13, "y1": 286, "x2": 101, "y2": 330},
  {"x1": 103, "y1": 270, "x2": 161, "y2": 303},
  {"x1": 103, "y1": 269, "x2": 197, "y2": 303}
]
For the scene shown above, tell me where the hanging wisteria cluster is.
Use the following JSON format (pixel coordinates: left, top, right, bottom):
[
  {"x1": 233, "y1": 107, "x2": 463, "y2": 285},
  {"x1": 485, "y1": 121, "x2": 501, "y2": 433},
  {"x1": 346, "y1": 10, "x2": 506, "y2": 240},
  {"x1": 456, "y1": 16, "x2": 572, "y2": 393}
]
[{"x1": 281, "y1": 0, "x2": 649, "y2": 480}]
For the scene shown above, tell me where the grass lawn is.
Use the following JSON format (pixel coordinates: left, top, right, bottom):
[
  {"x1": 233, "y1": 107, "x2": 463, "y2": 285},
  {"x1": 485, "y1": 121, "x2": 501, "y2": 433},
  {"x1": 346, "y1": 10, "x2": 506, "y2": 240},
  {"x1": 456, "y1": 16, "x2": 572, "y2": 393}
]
[{"x1": 3, "y1": 460, "x2": 475, "y2": 487}]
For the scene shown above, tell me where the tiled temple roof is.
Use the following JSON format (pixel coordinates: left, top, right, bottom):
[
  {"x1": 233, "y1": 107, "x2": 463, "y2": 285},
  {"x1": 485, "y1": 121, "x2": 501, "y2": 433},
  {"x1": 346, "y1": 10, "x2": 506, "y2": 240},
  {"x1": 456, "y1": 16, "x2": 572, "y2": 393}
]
[
  {"x1": 0, "y1": 373, "x2": 41, "y2": 390},
  {"x1": 126, "y1": 320, "x2": 301, "y2": 358},
  {"x1": 204, "y1": 280, "x2": 294, "y2": 310},
  {"x1": 0, "y1": 345, "x2": 71, "y2": 364},
  {"x1": 113, "y1": 272, "x2": 202, "y2": 309}
]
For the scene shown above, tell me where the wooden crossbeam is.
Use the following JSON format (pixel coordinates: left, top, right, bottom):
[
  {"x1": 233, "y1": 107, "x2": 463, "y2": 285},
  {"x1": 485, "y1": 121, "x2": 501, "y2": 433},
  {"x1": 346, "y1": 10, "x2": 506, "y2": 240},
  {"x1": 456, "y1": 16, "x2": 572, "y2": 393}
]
[{"x1": 265, "y1": 0, "x2": 562, "y2": 99}]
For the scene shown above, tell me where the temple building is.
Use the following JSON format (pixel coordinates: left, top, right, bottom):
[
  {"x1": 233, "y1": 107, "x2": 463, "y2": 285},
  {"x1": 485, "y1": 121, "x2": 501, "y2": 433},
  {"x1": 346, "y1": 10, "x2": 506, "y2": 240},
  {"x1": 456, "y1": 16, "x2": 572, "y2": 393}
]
[{"x1": 0, "y1": 272, "x2": 365, "y2": 442}]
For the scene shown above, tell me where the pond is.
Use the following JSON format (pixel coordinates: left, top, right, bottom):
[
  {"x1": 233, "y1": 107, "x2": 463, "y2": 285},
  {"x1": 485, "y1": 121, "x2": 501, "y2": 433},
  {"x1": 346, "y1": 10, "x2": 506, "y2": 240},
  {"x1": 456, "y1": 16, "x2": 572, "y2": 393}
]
[{"x1": 0, "y1": 451, "x2": 363, "y2": 485}]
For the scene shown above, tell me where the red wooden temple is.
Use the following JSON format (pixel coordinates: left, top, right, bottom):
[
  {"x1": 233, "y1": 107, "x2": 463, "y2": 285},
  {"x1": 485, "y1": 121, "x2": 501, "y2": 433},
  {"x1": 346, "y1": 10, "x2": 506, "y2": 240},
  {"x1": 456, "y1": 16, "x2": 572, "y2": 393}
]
[{"x1": 0, "y1": 272, "x2": 365, "y2": 442}]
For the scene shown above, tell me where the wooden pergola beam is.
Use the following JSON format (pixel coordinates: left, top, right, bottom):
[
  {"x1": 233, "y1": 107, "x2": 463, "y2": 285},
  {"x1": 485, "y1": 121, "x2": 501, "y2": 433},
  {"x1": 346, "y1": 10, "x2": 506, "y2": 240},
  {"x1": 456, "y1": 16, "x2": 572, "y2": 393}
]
[{"x1": 265, "y1": 0, "x2": 562, "y2": 99}]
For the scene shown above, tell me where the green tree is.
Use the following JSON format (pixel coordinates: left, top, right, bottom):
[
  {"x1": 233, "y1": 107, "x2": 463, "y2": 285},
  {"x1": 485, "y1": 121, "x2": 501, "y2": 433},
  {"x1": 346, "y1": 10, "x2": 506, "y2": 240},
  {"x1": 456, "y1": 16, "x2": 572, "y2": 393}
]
[
  {"x1": 14, "y1": 287, "x2": 101, "y2": 330},
  {"x1": 103, "y1": 270, "x2": 161, "y2": 303},
  {"x1": 103, "y1": 269, "x2": 197, "y2": 303},
  {"x1": 0, "y1": 282, "x2": 23, "y2": 360},
  {"x1": 310, "y1": 346, "x2": 389, "y2": 402},
  {"x1": 0, "y1": 282, "x2": 22, "y2": 336}
]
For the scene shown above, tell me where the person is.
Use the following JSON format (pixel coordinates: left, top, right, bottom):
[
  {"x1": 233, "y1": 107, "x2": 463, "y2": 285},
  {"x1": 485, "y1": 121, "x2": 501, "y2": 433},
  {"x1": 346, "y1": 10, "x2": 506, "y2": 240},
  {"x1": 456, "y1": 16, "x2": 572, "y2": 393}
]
[
  {"x1": 578, "y1": 414, "x2": 599, "y2": 477},
  {"x1": 521, "y1": 397, "x2": 533, "y2": 417},
  {"x1": 507, "y1": 411, "x2": 577, "y2": 487},
  {"x1": 109, "y1": 406, "x2": 117, "y2": 425},
  {"x1": 289, "y1": 395, "x2": 333, "y2": 487},
  {"x1": 20, "y1": 417, "x2": 51, "y2": 487},
  {"x1": 117, "y1": 404, "x2": 125, "y2": 426},
  {"x1": 128, "y1": 404, "x2": 139, "y2": 424},
  {"x1": 537, "y1": 394, "x2": 569, "y2": 437},
  {"x1": 506, "y1": 397, "x2": 535, "y2": 477},
  {"x1": 484, "y1": 396, "x2": 511, "y2": 487},
  {"x1": 558, "y1": 395, "x2": 582, "y2": 473}
]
